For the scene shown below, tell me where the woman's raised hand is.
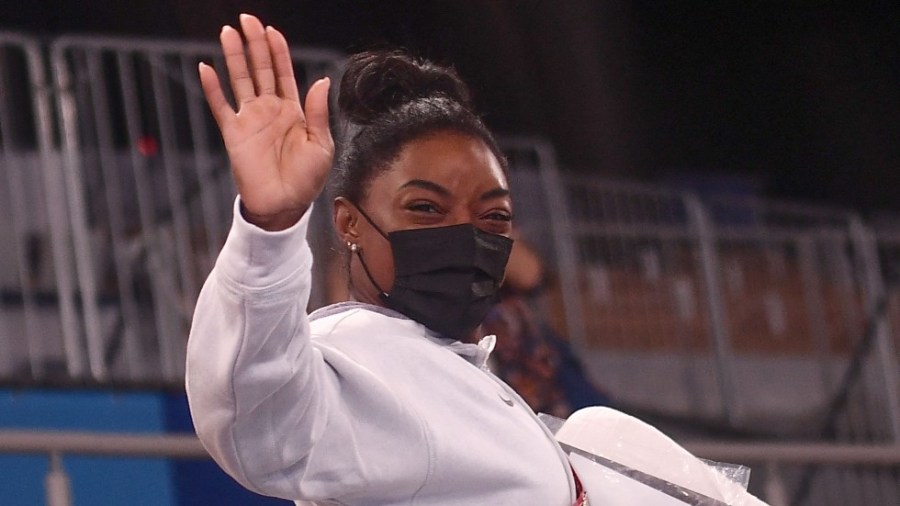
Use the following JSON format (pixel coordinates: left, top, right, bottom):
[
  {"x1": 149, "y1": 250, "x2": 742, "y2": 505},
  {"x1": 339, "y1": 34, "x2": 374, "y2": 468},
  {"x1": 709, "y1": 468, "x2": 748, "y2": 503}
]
[{"x1": 199, "y1": 14, "x2": 334, "y2": 231}]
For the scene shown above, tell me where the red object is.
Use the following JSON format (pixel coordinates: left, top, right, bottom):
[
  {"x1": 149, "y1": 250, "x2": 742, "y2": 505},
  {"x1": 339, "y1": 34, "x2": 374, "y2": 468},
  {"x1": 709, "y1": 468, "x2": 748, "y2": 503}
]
[
  {"x1": 572, "y1": 464, "x2": 587, "y2": 506},
  {"x1": 137, "y1": 136, "x2": 159, "y2": 156}
]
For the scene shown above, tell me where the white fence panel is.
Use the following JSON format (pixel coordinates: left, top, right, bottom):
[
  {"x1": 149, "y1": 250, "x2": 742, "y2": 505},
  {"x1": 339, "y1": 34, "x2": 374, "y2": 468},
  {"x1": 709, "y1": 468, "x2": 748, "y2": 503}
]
[
  {"x1": 0, "y1": 33, "x2": 344, "y2": 385},
  {"x1": 0, "y1": 33, "x2": 85, "y2": 383}
]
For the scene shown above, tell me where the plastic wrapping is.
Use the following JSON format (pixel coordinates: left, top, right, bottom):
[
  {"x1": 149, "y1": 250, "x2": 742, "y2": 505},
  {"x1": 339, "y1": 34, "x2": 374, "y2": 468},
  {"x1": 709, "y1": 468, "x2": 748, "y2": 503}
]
[{"x1": 540, "y1": 407, "x2": 768, "y2": 505}]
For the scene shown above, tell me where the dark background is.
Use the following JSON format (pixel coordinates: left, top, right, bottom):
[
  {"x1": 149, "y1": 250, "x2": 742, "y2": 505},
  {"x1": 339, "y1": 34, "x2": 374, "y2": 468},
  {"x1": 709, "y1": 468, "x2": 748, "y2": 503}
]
[{"x1": 3, "y1": 1, "x2": 899, "y2": 214}]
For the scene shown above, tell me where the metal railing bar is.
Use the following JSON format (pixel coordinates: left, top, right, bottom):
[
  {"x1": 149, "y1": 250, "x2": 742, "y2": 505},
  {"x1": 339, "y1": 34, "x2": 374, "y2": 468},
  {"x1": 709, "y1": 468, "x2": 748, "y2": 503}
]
[
  {"x1": 1, "y1": 430, "x2": 899, "y2": 466},
  {"x1": 680, "y1": 441, "x2": 900, "y2": 466},
  {"x1": 51, "y1": 44, "x2": 107, "y2": 380},
  {"x1": 568, "y1": 222, "x2": 850, "y2": 243},
  {"x1": 116, "y1": 51, "x2": 175, "y2": 380},
  {"x1": 19, "y1": 35, "x2": 89, "y2": 381},
  {"x1": 50, "y1": 35, "x2": 344, "y2": 64},
  {"x1": 565, "y1": 173, "x2": 689, "y2": 201},
  {"x1": 178, "y1": 54, "x2": 223, "y2": 262},
  {"x1": 0, "y1": 430, "x2": 207, "y2": 459},
  {"x1": 685, "y1": 194, "x2": 739, "y2": 425},
  {"x1": 85, "y1": 50, "x2": 144, "y2": 380}
]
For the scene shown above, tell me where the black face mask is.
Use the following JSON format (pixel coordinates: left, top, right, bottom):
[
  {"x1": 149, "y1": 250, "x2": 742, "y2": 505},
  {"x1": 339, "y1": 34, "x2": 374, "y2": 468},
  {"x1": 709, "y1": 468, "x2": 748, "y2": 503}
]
[{"x1": 351, "y1": 206, "x2": 513, "y2": 339}]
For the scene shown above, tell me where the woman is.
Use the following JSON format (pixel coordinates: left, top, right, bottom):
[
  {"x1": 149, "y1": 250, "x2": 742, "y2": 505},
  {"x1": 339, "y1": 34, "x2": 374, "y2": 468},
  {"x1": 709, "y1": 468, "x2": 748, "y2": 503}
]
[{"x1": 187, "y1": 14, "x2": 583, "y2": 505}]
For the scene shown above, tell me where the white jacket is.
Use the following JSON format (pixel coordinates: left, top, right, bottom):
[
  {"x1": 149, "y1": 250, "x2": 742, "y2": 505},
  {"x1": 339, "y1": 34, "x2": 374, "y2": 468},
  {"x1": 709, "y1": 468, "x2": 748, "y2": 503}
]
[{"x1": 186, "y1": 200, "x2": 577, "y2": 505}]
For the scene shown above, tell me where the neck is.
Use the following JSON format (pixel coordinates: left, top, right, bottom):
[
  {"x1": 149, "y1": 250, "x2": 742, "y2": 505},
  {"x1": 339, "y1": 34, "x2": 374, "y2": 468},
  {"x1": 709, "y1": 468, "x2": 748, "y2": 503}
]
[
  {"x1": 446, "y1": 326, "x2": 483, "y2": 344},
  {"x1": 347, "y1": 288, "x2": 485, "y2": 343},
  {"x1": 348, "y1": 286, "x2": 387, "y2": 308}
]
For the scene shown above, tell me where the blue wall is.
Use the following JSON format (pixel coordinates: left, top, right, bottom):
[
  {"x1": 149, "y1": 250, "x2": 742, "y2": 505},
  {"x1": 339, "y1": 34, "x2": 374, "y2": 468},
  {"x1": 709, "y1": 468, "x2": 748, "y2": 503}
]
[
  {"x1": 0, "y1": 389, "x2": 175, "y2": 506},
  {"x1": 0, "y1": 389, "x2": 288, "y2": 506},
  {"x1": 163, "y1": 393, "x2": 290, "y2": 506}
]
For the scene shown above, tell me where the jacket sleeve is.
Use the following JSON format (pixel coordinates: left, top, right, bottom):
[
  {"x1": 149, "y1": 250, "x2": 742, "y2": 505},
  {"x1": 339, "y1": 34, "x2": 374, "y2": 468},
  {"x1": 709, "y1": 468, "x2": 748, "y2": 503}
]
[
  {"x1": 186, "y1": 202, "x2": 428, "y2": 503},
  {"x1": 186, "y1": 201, "x2": 429, "y2": 504},
  {"x1": 185, "y1": 197, "x2": 322, "y2": 495}
]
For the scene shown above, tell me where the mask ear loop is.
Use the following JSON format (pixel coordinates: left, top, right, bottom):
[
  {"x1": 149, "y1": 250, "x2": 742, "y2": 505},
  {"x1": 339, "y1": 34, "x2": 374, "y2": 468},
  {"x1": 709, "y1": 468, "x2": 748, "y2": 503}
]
[
  {"x1": 348, "y1": 242, "x2": 390, "y2": 300},
  {"x1": 346, "y1": 202, "x2": 392, "y2": 300},
  {"x1": 351, "y1": 203, "x2": 390, "y2": 240}
]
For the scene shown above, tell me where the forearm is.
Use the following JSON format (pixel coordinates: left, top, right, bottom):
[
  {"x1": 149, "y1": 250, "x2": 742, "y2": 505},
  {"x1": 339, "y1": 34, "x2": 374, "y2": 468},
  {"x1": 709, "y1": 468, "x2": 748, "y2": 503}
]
[{"x1": 186, "y1": 197, "x2": 329, "y2": 495}]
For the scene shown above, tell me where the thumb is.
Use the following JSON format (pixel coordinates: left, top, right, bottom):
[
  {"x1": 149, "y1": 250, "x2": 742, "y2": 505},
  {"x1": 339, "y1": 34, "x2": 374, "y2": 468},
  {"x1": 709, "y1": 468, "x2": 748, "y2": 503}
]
[{"x1": 305, "y1": 77, "x2": 333, "y2": 152}]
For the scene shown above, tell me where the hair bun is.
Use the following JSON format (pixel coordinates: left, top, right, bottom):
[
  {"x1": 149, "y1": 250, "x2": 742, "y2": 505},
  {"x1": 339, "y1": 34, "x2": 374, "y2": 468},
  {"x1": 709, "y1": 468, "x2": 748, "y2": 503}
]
[{"x1": 338, "y1": 50, "x2": 472, "y2": 125}]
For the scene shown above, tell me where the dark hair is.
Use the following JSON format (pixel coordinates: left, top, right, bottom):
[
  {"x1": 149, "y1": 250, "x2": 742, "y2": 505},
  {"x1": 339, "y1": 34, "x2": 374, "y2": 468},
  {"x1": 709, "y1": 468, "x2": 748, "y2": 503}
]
[{"x1": 331, "y1": 50, "x2": 507, "y2": 204}]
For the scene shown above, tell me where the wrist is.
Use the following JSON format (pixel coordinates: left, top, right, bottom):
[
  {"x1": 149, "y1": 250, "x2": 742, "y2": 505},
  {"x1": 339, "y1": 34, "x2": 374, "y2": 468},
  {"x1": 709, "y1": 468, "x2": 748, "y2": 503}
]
[{"x1": 240, "y1": 203, "x2": 308, "y2": 231}]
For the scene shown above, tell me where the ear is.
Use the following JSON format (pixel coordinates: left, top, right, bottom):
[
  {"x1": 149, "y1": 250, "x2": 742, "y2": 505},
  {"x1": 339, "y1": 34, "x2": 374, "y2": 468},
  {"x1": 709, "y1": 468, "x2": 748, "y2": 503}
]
[{"x1": 333, "y1": 197, "x2": 360, "y2": 245}]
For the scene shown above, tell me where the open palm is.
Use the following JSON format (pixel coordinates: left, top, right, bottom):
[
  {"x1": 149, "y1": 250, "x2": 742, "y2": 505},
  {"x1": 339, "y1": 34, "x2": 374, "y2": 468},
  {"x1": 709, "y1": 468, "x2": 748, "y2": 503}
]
[{"x1": 199, "y1": 14, "x2": 334, "y2": 230}]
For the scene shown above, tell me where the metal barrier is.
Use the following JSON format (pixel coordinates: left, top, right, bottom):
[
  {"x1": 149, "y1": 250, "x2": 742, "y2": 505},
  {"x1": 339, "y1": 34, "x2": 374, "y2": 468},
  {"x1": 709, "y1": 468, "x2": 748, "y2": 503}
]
[
  {"x1": 0, "y1": 33, "x2": 82, "y2": 384},
  {"x1": 705, "y1": 198, "x2": 900, "y2": 505},
  {"x1": 534, "y1": 176, "x2": 742, "y2": 422},
  {"x1": 0, "y1": 429, "x2": 897, "y2": 506},
  {"x1": 0, "y1": 33, "x2": 344, "y2": 385},
  {"x1": 510, "y1": 165, "x2": 900, "y2": 439},
  {"x1": 875, "y1": 227, "x2": 900, "y2": 389},
  {"x1": 491, "y1": 150, "x2": 900, "y2": 502},
  {"x1": 49, "y1": 36, "x2": 344, "y2": 384},
  {"x1": 704, "y1": 197, "x2": 900, "y2": 436}
]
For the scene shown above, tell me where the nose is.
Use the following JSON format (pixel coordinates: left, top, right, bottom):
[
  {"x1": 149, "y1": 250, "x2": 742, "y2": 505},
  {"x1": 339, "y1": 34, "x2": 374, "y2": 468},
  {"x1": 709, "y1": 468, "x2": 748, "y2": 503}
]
[{"x1": 446, "y1": 208, "x2": 484, "y2": 230}]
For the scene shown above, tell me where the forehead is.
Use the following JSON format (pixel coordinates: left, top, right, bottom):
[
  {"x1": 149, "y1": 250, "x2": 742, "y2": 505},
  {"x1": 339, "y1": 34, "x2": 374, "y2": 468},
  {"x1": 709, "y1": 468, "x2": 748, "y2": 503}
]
[{"x1": 370, "y1": 132, "x2": 508, "y2": 195}]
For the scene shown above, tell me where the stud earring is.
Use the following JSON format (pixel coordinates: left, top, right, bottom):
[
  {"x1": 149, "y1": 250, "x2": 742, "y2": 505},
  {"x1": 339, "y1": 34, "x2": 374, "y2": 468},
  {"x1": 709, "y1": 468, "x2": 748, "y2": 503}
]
[{"x1": 349, "y1": 243, "x2": 359, "y2": 253}]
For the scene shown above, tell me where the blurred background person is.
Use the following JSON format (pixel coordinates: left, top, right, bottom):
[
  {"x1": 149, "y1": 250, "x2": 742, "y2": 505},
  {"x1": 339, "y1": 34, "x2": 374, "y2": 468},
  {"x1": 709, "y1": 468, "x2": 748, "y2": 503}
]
[{"x1": 485, "y1": 231, "x2": 611, "y2": 419}]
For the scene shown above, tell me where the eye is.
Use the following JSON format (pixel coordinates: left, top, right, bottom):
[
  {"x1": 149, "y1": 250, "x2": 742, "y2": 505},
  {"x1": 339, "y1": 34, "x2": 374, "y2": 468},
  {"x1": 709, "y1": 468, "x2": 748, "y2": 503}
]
[
  {"x1": 406, "y1": 201, "x2": 442, "y2": 214},
  {"x1": 483, "y1": 210, "x2": 513, "y2": 222},
  {"x1": 480, "y1": 210, "x2": 514, "y2": 235}
]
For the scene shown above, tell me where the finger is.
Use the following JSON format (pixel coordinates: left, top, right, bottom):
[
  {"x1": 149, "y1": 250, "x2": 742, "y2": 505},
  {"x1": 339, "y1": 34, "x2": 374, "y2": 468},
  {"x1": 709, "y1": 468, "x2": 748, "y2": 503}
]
[
  {"x1": 239, "y1": 14, "x2": 277, "y2": 96},
  {"x1": 220, "y1": 25, "x2": 255, "y2": 103},
  {"x1": 305, "y1": 77, "x2": 334, "y2": 152},
  {"x1": 198, "y1": 62, "x2": 234, "y2": 128},
  {"x1": 265, "y1": 26, "x2": 301, "y2": 103}
]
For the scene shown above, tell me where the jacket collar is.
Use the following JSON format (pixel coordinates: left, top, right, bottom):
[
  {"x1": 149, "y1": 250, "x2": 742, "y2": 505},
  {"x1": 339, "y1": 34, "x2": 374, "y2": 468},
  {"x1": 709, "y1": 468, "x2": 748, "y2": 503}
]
[{"x1": 310, "y1": 301, "x2": 496, "y2": 369}]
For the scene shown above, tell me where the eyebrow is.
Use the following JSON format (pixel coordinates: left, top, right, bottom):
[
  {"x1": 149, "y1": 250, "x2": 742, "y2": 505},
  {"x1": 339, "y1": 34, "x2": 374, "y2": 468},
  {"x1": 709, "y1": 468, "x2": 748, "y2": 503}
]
[
  {"x1": 399, "y1": 179, "x2": 511, "y2": 201},
  {"x1": 400, "y1": 179, "x2": 451, "y2": 197},
  {"x1": 479, "y1": 187, "x2": 511, "y2": 201}
]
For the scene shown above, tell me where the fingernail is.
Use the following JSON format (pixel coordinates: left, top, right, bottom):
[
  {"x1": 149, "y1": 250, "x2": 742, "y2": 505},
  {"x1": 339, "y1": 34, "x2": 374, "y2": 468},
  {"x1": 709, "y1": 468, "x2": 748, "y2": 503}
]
[{"x1": 221, "y1": 25, "x2": 234, "y2": 33}]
